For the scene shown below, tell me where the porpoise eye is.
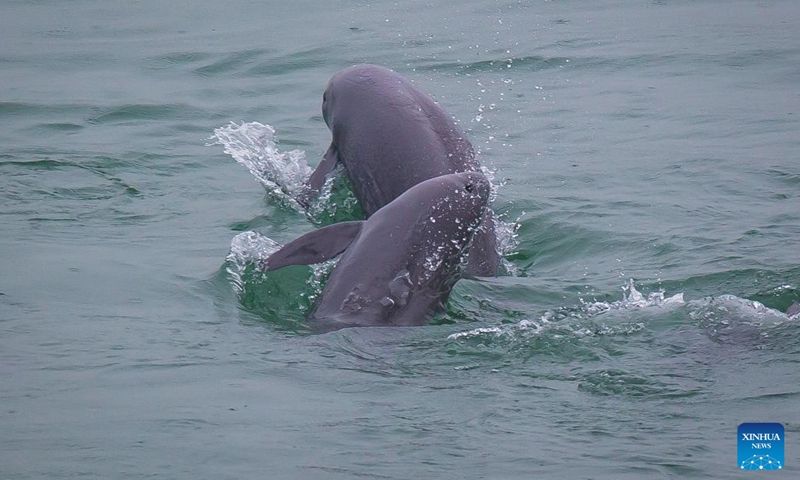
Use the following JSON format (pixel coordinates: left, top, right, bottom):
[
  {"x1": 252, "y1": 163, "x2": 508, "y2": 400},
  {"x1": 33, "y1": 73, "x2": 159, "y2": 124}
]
[{"x1": 464, "y1": 183, "x2": 475, "y2": 193}]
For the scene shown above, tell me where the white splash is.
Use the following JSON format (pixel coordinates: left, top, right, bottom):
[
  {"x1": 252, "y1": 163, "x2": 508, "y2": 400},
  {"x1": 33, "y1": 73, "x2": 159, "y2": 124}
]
[
  {"x1": 576, "y1": 278, "x2": 685, "y2": 317},
  {"x1": 210, "y1": 121, "x2": 311, "y2": 212},
  {"x1": 449, "y1": 279, "x2": 684, "y2": 340},
  {"x1": 480, "y1": 164, "x2": 500, "y2": 204},
  {"x1": 494, "y1": 211, "x2": 521, "y2": 276},
  {"x1": 448, "y1": 318, "x2": 548, "y2": 340},
  {"x1": 306, "y1": 258, "x2": 338, "y2": 305},
  {"x1": 478, "y1": 164, "x2": 520, "y2": 274},
  {"x1": 225, "y1": 231, "x2": 282, "y2": 295},
  {"x1": 225, "y1": 230, "x2": 337, "y2": 303},
  {"x1": 305, "y1": 165, "x2": 362, "y2": 222}
]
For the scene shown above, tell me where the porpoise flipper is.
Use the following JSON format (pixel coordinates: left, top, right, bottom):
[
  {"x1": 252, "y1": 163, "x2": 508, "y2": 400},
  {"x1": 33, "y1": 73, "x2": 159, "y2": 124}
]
[{"x1": 264, "y1": 221, "x2": 363, "y2": 271}]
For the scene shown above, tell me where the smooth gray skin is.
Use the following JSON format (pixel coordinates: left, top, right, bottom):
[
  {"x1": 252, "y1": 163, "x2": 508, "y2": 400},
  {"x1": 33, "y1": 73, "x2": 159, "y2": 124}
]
[
  {"x1": 266, "y1": 172, "x2": 491, "y2": 331},
  {"x1": 788, "y1": 302, "x2": 800, "y2": 317},
  {"x1": 303, "y1": 64, "x2": 500, "y2": 276}
]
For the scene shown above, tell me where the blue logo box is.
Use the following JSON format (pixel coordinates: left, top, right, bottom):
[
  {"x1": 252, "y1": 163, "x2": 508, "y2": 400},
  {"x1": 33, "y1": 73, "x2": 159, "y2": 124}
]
[{"x1": 738, "y1": 423, "x2": 784, "y2": 471}]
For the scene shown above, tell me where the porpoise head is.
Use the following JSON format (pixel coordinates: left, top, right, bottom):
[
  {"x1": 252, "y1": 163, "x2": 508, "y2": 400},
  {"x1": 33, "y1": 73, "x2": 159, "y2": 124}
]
[{"x1": 322, "y1": 64, "x2": 401, "y2": 130}]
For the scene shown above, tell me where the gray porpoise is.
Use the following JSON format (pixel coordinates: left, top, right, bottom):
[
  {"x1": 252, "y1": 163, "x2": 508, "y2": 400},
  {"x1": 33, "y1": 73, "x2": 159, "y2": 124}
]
[
  {"x1": 267, "y1": 172, "x2": 491, "y2": 331},
  {"x1": 304, "y1": 64, "x2": 500, "y2": 276}
]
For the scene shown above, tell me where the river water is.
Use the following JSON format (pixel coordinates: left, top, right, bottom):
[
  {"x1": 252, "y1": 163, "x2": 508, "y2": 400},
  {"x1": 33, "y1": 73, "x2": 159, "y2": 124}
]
[{"x1": 2, "y1": 0, "x2": 799, "y2": 478}]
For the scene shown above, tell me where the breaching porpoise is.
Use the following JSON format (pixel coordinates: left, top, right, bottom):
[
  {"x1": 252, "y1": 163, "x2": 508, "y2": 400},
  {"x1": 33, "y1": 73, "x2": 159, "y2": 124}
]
[
  {"x1": 267, "y1": 172, "x2": 490, "y2": 331},
  {"x1": 302, "y1": 64, "x2": 500, "y2": 276}
]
